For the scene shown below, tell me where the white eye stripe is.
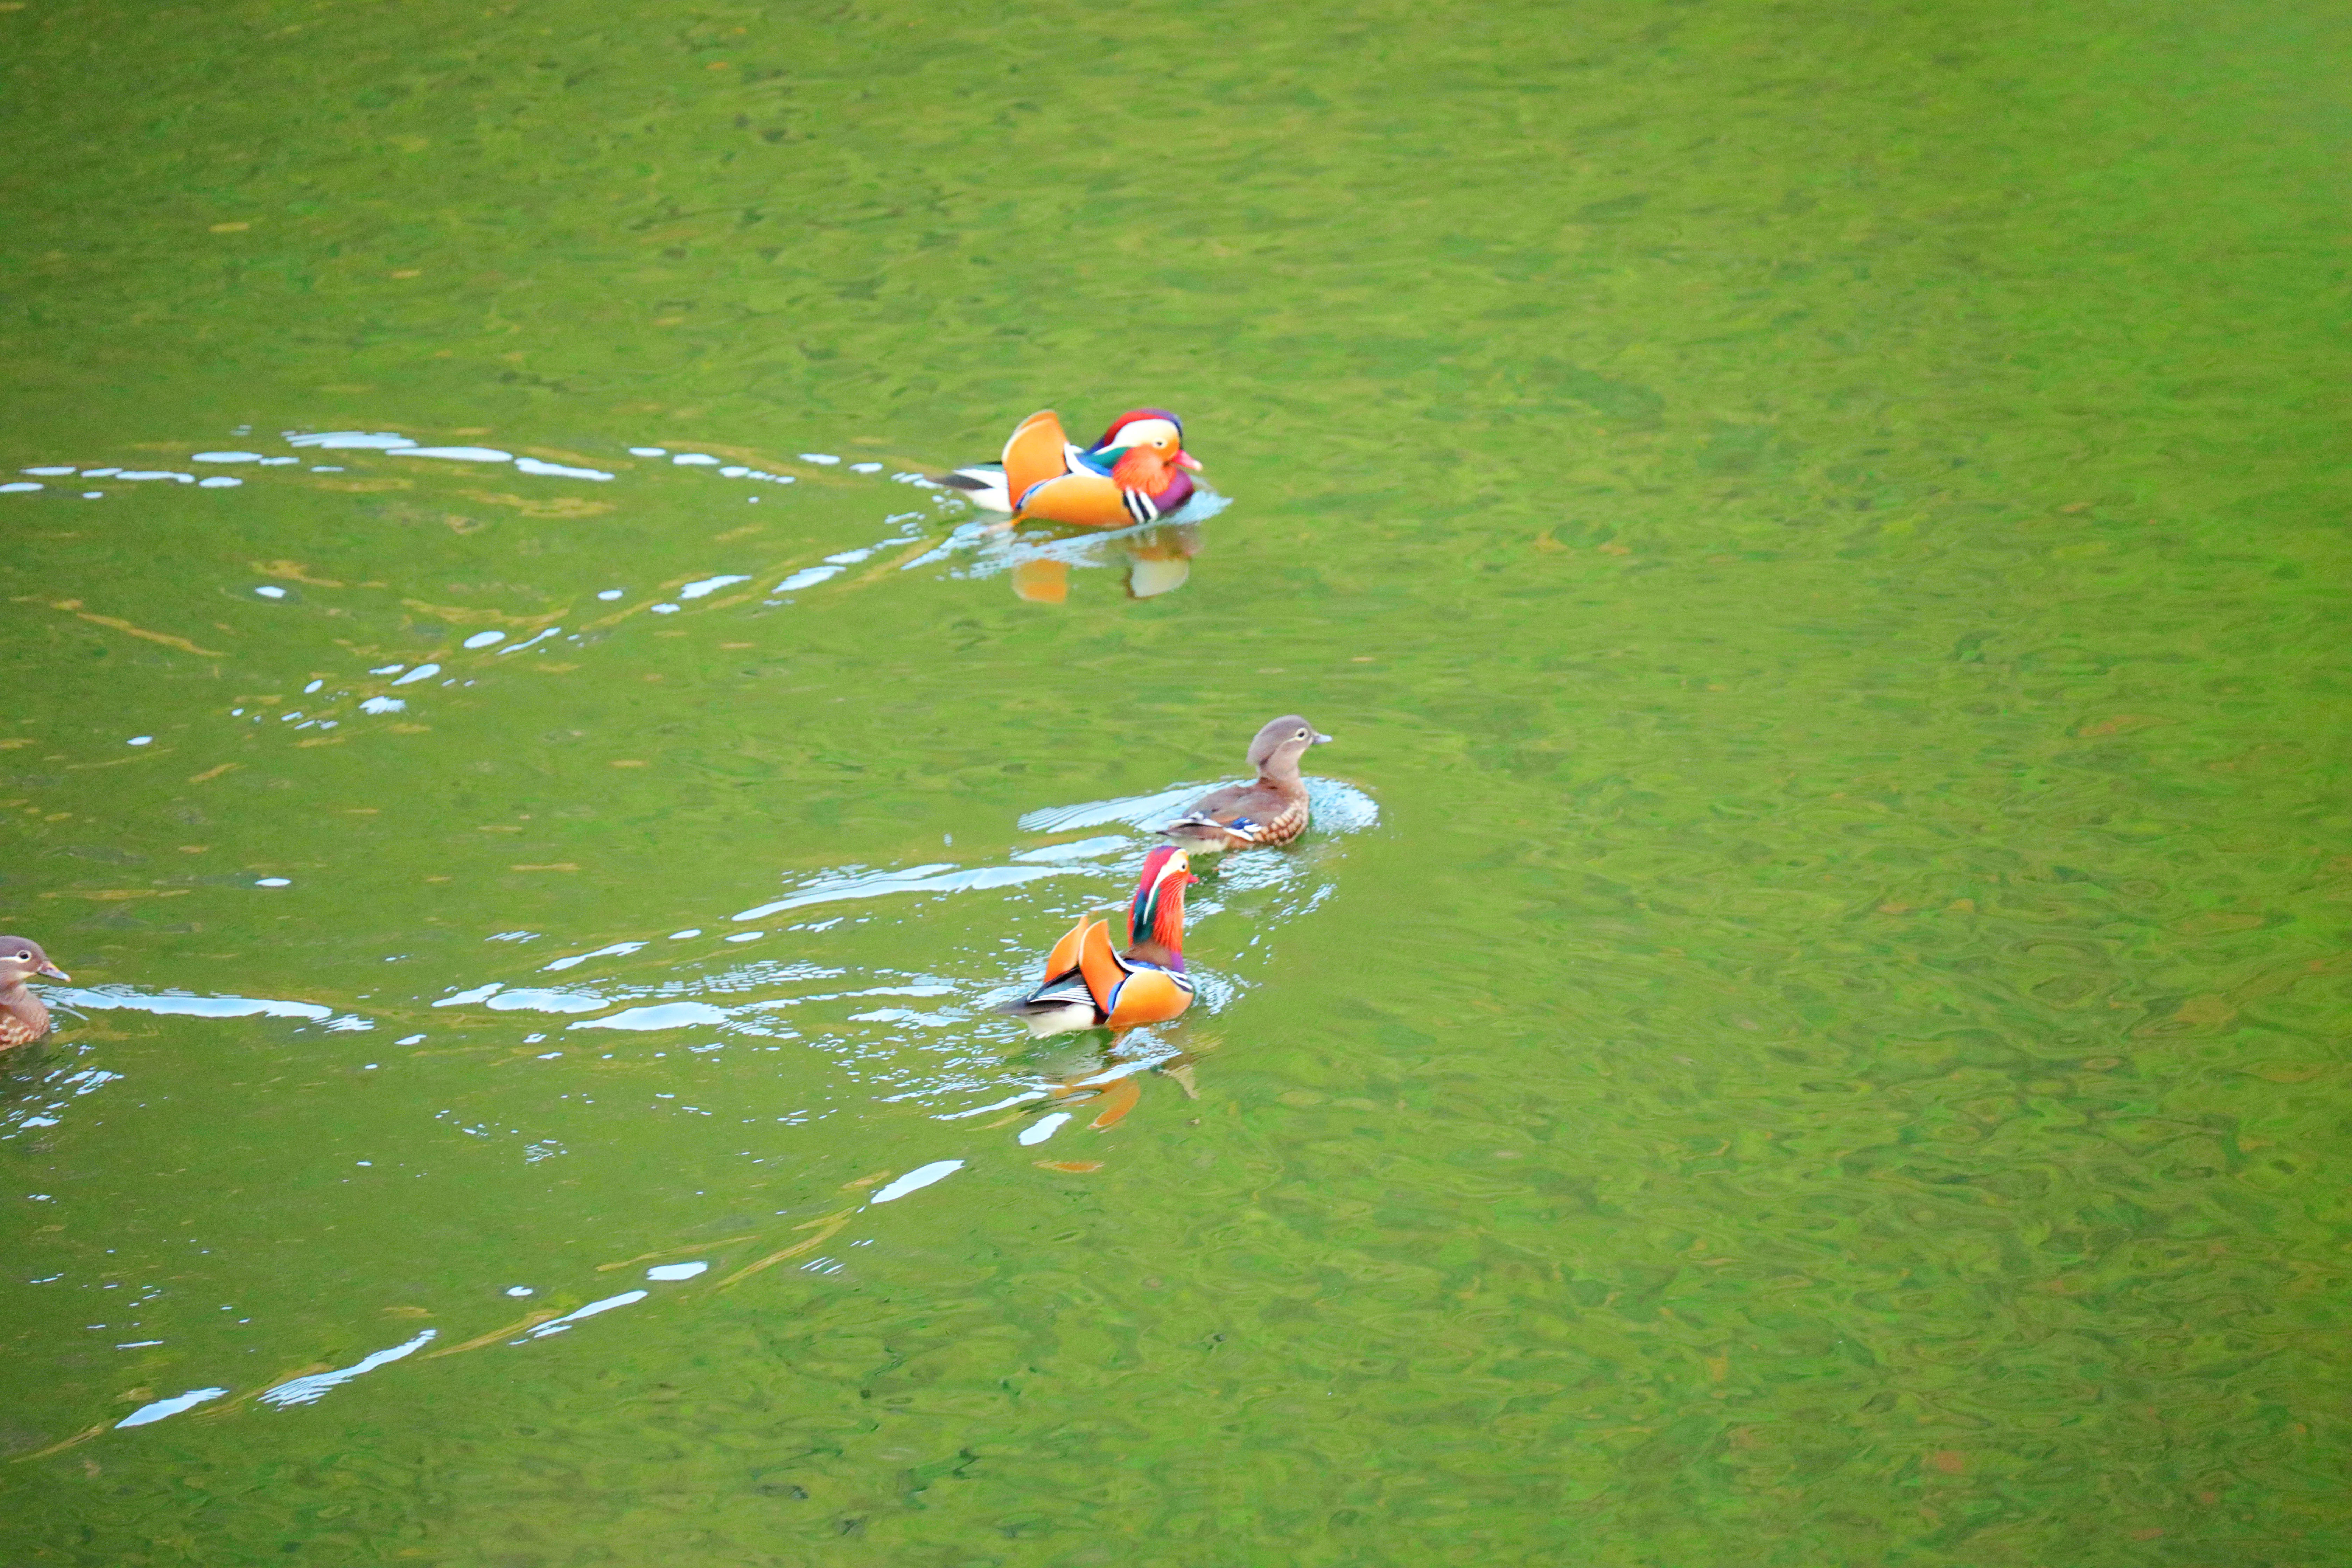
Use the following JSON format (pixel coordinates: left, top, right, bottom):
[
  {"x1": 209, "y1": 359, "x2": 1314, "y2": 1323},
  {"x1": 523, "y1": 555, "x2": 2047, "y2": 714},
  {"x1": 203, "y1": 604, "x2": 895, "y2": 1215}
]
[{"x1": 1108, "y1": 418, "x2": 1180, "y2": 449}]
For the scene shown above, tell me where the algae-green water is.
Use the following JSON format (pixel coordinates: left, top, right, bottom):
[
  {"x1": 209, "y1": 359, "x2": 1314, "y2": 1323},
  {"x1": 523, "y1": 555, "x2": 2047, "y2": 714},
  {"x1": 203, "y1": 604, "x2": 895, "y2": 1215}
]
[{"x1": 4, "y1": 0, "x2": 2348, "y2": 1561}]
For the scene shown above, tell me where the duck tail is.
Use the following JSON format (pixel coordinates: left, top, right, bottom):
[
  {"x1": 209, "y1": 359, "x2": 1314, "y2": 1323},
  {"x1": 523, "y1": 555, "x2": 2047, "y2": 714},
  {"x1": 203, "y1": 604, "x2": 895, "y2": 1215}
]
[
  {"x1": 932, "y1": 462, "x2": 1011, "y2": 512},
  {"x1": 995, "y1": 974, "x2": 1099, "y2": 1037}
]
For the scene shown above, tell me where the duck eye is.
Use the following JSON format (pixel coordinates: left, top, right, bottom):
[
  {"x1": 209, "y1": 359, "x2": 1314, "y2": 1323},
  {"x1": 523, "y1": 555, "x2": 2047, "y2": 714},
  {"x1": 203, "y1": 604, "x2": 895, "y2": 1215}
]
[{"x1": 14, "y1": 951, "x2": 28, "y2": 961}]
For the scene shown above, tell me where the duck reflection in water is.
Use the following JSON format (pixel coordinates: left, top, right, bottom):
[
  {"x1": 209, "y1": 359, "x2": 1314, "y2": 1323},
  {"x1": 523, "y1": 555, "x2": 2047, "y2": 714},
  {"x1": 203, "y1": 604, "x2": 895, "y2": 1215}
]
[
  {"x1": 1000, "y1": 520, "x2": 1204, "y2": 604},
  {"x1": 1002, "y1": 1031, "x2": 1220, "y2": 1155}
]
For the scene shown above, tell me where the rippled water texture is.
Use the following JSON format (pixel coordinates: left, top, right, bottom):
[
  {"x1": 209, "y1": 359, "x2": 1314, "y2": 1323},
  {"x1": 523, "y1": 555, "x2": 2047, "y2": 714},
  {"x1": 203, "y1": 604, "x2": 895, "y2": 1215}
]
[{"x1": 4, "y1": 0, "x2": 2348, "y2": 1562}]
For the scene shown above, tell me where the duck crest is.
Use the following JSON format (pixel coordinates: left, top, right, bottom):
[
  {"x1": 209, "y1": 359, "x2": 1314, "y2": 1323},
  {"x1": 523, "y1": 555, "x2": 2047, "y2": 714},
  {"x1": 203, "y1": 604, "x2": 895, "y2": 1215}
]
[
  {"x1": 1129, "y1": 845, "x2": 1190, "y2": 963},
  {"x1": 1093, "y1": 408, "x2": 1184, "y2": 450}
]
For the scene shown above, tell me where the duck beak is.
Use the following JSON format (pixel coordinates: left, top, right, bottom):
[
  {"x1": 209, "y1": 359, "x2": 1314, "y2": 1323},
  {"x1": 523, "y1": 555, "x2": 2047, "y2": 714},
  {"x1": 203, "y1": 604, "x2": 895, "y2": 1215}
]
[
  {"x1": 1313, "y1": 731, "x2": 1334, "y2": 744},
  {"x1": 37, "y1": 961, "x2": 68, "y2": 981},
  {"x1": 1176, "y1": 451, "x2": 1202, "y2": 472}
]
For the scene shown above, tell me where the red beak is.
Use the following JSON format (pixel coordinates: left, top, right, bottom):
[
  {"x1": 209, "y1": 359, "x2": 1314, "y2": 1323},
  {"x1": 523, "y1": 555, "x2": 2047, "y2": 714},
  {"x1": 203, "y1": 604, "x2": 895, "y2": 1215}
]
[{"x1": 1176, "y1": 451, "x2": 1203, "y2": 472}]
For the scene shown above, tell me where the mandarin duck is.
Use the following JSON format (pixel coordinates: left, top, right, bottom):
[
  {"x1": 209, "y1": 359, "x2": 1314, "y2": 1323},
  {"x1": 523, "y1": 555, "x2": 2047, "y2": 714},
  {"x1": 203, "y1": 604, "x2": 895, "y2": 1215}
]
[
  {"x1": 1162, "y1": 715, "x2": 1333, "y2": 855},
  {"x1": 939, "y1": 409, "x2": 1203, "y2": 528},
  {"x1": 1000, "y1": 847, "x2": 1199, "y2": 1037},
  {"x1": 0, "y1": 937, "x2": 69, "y2": 1051}
]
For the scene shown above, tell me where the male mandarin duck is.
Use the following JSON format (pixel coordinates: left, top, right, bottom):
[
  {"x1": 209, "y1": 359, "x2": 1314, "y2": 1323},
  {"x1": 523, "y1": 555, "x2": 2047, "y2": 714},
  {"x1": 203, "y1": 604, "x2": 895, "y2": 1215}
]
[
  {"x1": 0, "y1": 937, "x2": 69, "y2": 1051},
  {"x1": 940, "y1": 408, "x2": 1203, "y2": 528},
  {"x1": 1000, "y1": 847, "x2": 1199, "y2": 1037},
  {"x1": 1163, "y1": 715, "x2": 1333, "y2": 855}
]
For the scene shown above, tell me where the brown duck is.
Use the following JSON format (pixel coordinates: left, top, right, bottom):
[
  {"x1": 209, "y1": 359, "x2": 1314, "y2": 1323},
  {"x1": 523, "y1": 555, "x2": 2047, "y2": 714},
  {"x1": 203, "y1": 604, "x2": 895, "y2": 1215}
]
[
  {"x1": 1161, "y1": 715, "x2": 1333, "y2": 855},
  {"x1": 0, "y1": 937, "x2": 69, "y2": 1051}
]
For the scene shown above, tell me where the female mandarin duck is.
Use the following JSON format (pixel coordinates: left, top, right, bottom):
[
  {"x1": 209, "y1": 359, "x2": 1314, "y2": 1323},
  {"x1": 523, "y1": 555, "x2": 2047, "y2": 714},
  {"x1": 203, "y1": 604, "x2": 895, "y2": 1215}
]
[
  {"x1": 1163, "y1": 715, "x2": 1333, "y2": 855},
  {"x1": 1001, "y1": 847, "x2": 1199, "y2": 1037},
  {"x1": 0, "y1": 937, "x2": 70, "y2": 1051},
  {"x1": 941, "y1": 409, "x2": 1203, "y2": 528}
]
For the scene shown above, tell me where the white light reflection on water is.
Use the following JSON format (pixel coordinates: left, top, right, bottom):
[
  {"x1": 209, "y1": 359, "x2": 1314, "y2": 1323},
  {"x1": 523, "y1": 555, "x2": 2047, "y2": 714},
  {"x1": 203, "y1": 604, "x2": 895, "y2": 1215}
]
[
  {"x1": 288, "y1": 431, "x2": 415, "y2": 450},
  {"x1": 392, "y1": 446, "x2": 513, "y2": 463},
  {"x1": 868, "y1": 1160, "x2": 963, "y2": 1204},
  {"x1": 430, "y1": 983, "x2": 610, "y2": 1014},
  {"x1": 1009, "y1": 834, "x2": 1132, "y2": 864},
  {"x1": 484, "y1": 989, "x2": 610, "y2": 1014},
  {"x1": 519, "y1": 1290, "x2": 646, "y2": 1340},
  {"x1": 1017, "y1": 1113, "x2": 1072, "y2": 1146},
  {"x1": 542, "y1": 940, "x2": 645, "y2": 972},
  {"x1": 5, "y1": 1067, "x2": 125, "y2": 1141},
  {"x1": 258, "y1": 1330, "x2": 437, "y2": 1407},
  {"x1": 117, "y1": 1387, "x2": 229, "y2": 1429},
  {"x1": 775, "y1": 565, "x2": 841, "y2": 593},
  {"x1": 514, "y1": 457, "x2": 611, "y2": 480},
  {"x1": 568, "y1": 1002, "x2": 732, "y2": 1032},
  {"x1": 48, "y1": 988, "x2": 335, "y2": 1022},
  {"x1": 732, "y1": 861, "x2": 1082, "y2": 922}
]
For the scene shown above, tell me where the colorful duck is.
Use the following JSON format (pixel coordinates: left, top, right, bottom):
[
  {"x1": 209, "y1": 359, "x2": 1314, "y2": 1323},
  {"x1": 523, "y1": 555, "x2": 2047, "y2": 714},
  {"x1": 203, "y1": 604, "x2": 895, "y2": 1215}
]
[
  {"x1": 1162, "y1": 715, "x2": 1333, "y2": 855},
  {"x1": 940, "y1": 409, "x2": 1203, "y2": 528},
  {"x1": 1000, "y1": 847, "x2": 1199, "y2": 1037},
  {"x1": 0, "y1": 937, "x2": 69, "y2": 1051}
]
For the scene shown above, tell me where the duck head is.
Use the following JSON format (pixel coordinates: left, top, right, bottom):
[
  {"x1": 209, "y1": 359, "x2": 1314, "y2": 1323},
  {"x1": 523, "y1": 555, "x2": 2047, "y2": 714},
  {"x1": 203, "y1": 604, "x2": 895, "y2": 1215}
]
[
  {"x1": 1127, "y1": 846, "x2": 1199, "y2": 962},
  {"x1": 0, "y1": 937, "x2": 68, "y2": 987},
  {"x1": 1092, "y1": 409, "x2": 1202, "y2": 474},
  {"x1": 1247, "y1": 715, "x2": 1334, "y2": 781}
]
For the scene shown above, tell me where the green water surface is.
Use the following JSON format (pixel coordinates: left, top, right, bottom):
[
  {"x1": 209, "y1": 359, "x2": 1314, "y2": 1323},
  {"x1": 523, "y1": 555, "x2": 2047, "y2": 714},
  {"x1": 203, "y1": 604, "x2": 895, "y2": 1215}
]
[{"x1": 3, "y1": 0, "x2": 2348, "y2": 1562}]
